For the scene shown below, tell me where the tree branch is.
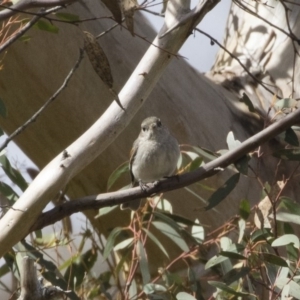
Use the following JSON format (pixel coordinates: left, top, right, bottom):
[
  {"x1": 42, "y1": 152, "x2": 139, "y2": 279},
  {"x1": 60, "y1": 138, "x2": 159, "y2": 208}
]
[
  {"x1": 31, "y1": 107, "x2": 300, "y2": 232},
  {"x1": 0, "y1": 0, "x2": 221, "y2": 258},
  {"x1": 0, "y1": 0, "x2": 76, "y2": 21}
]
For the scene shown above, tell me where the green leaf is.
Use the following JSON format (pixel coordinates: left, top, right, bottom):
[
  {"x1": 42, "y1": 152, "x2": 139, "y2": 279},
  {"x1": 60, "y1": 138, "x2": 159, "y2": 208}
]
[
  {"x1": 0, "y1": 152, "x2": 28, "y2": 191},
  {"x1": 273, "y1": 148, "x2": 300, "y2": 161},
  {"x1": 272, "y1": 234, "x2": 300, "y2": 249},
  {"x1": 205, "y1": 173, "x2": 240, "y2": 211},
  {"x1": 239, "y1": 199, "x2": 250, "y2": 220},
  {"x1": 95, "y1": 205, "x2": 117, "y2": 218},
  {"x1": 191, "y1": 219, "x2": 204, "y2": 243},
  {"x1": 156, "y1": 211, "x2": 201, "y2": 227},
  {"x1": 275, "y1": 278, "x2": 300, "y2": 299},
  {"x1": 284, "y1": 128, "x2": 299, "y2": 146},
  {"x1": 279, "y1": 197, "x2": 300, "y2": 215},
  {"x1": 275, "y1": 98, "x2": 297, "y2": 109},
  {"x1": 107, "y1": 162, "x2": 129, "y2": 191},
  {"x1": 64, "y1": 248, "x2": 97, "y2": 288},
  {"x1": 143, "y1": 283, "x2": 167, "y2": 294},
  {"x1": 250, "y1": 229, "x2": 272, "y2": 242},
  {"x1": 152, "y1": 221, "x2": 189, "y2": 252},
  {"x1": 239, "y1": 93, "x2": 256, "y2": 113},
  {"x1": 260, "y1": 252, "x2": 288, "y2": 267},
  {"x1": 176, "y1": 292, "x2": 196, "y2": 300},
  {"x1": 0, "y1": 98, "x2": 7, "y2": 117},
  {"x1": 138, "y1": 240, "x2": 150, "y2": 285},
  {"x1": 18, "y1": 35, "x2": 31, "y2": 43},
  {"x1": 227, "y1": 131, "x2": 241, "y2": 150},
  {"x1": 222, "y1": 267, "x2": 251, "y2": 285},
  {"x1": 113, "y1": 237, "x2": 133, "y2": 251},
  {"x1": 208, "y1": 281, "x2": 251, "y2": 297},
  {"x1": 189, "y1": 156, "x2": 203, "y2": 171},
  {"x1": 234, "y1": 155, "x2": 249, "y2": 175},
  {"x1": 271, "y1": 212, "x2": 300, "y2": 225},
  {"x1": 142, "y1": 228, "x2": 169, "y2": 258},
  {"x1": 55, "y1": 12, "x2": 80, "y2": 22},
  {"x1": 205, "y1": 255, "x2": 228, "y2": 269},
  {"x1": 219, "y1": 251, "x2": 246, "y2": 260},
  {"x1": 34, "y1": 20, "x2": 59, "y2": 33},
  {"x1": 0, "y1": 181, "x2": 19, "y2": 203},
  {"x1": 103, "y1": 227, "x2": 123, "y2": 260}
]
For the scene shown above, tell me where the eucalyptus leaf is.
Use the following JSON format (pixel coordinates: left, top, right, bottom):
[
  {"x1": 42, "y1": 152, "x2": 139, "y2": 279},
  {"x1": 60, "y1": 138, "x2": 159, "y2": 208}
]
[
  {"x1": 205, "y1": 173, "x2": 240, "y2": 211},
  {"x1": 272, "y1": 234, "x2": 300, "y2": 249},
  {"x1": 152, "y1": 221, "x2": 189, "y2": 252},
  {"x1": 103, "y1": 227, "x2": 124, "y2": 260},
  {"x1": 176, "y1": 292, "x2": 196, "y2": 300},
  {"x1": 142, "y1": 228, "x2": 169, "y2": 258}
]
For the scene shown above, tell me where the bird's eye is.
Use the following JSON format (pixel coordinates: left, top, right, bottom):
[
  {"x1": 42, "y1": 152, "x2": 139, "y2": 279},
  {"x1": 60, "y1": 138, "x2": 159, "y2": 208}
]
[
  {"x1": 157, "y1": 120, "x2": 162, "y2": 127},
  {"x1": 142, "y1": 127, "x2": 146, "y2": 131}
]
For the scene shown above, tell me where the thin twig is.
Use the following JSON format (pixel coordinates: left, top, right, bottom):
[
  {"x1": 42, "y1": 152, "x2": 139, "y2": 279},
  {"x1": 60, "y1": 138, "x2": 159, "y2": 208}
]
[
  {"x1": 0, "y1": 6, "x2": 63, "y2": 54},
  {"x1": 0, "y1": 48, "x2": 84, "y2": 151},
  {"x1": 195, "y1": 28, "x2": 278, "y2": 97}
]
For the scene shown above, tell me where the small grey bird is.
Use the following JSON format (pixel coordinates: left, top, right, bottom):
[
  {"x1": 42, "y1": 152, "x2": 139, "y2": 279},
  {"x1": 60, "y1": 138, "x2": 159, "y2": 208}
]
[{"x1": 121, "y1": 116, "x2": 180, "y2": 210}]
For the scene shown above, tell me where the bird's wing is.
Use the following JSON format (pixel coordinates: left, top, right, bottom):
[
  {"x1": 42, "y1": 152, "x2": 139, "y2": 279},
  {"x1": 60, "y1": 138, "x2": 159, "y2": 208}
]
[{"x1": 129, "y1": 138, "x2": 139, "y2": 186}]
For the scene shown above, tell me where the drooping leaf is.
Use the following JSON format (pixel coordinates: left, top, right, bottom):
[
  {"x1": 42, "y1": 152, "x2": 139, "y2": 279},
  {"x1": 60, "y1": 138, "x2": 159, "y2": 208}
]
[
  {"x1": 95, "y1": 205, "x2": 118, "y2": 218},
  {"x1": 272, "y1": 234, "x2": 300, "y2": 249},
  {"x1": 103, "y1": 227, "x2": 124, "y2": 260},
  {"x1": 120, "y1": 0, "x2": 138, "y2": 36},
  {"x1": 273, "y1": 148, "x2": 300, "y2": 161},
  {"x1": 234, "y1": 155, "x2": 249, "y2": 175},
  {"x1": 284, "y1": 127, "x2": 299, "y2": 146},
  {"x1": 152, "y1": 221, "x2": 189, "y2": 252},
  {"x1": 0, "y1": 152, "x2": 28, "y2": 191},
  {"x1": 239, "y1": 93, "x2": 256, "y2": 113},
  {"x1": 114, "y1": 237, "x2": 134, "y2": 251},
  {"x1": 208, "y1": 281, "x2": 251, "y2": 297},
  {"x1": 260, "y1": 252, "x2": 288, "y2": 267},
  {"x1": 107, "y1": 162, "x2": 129, "y2": 191},
  {"x1": 189, "y1": 156, "x2": 203, "y2": 171},
  {"x1": 64, "y1": 248, "x2": 98, "y2": 288},
  {"x1": 0, "y1": 181, "x2": 19, "y2": 203},
  {"x1": 191, "y1": 219, "x2": 204, "y2": 243},
  {"x1": 219, "y1": 251, "x2": 246, "y2": 260},
  {"x1": 222, "y1": 267, "x2": 251, "y2": 285},
  {"x1": 205, "y1": 173, "x2": 240, "y2": 211},
  {"x1": 143, "y1": 228, "x2": 169, "y2": 258},
  {"x1": 279, "y1": 197, "x2": 300, "y2": 215},
  {"x1": 271, "y1": 212, "x2": 300, "y2": 225},
  {"x1": 55, "y1": 13, "x2": 80, "y2": 22},
  {"x1": 84, "y1": 31, "x2": 113, "y2": 88},
  {"x1": 250, "y1": 229, "x2": 272, "y2": 242},
  {"x1": 34, "y1": 20, "x2": 59, "y2": 33},
  {"x1": 83, "y1": 31, "x2": 124, "y2": 110},
  {"x1": 137, "y1": 240, "x2": 150, "y2": 285},
  {"x1": 101, "y1": 0, "x2": 122, "y2": 23},
  {"x1": 205, "y1": 255, "x2": 228, "y2": 269}
]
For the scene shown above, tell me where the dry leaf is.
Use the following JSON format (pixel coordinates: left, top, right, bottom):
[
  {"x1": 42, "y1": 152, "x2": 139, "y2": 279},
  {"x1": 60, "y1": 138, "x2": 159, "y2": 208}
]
[
  {"x1": 101, "y1": 0, "x2": 122, "y2": 23},
  {"x1": 120, "y1": 0, "x2": 138, "y2": 36},
  {"x1": 84, "y1": 31, "x2": 124, "y2": 110},
  {"x1": 254, "y1": 196, "x2": 272, "y2": 229}
]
